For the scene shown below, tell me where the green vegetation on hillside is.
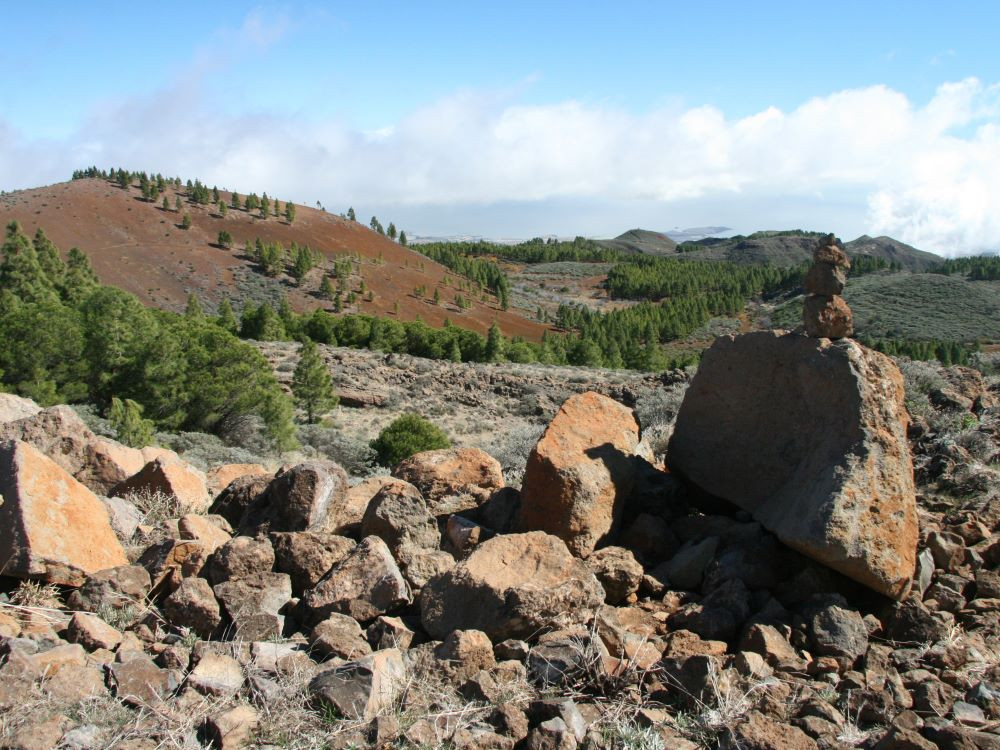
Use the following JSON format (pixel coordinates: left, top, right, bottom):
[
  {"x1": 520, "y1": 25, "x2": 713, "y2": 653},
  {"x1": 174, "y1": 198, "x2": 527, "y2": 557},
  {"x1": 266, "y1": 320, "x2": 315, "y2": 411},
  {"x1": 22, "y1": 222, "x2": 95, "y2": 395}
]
[
  {"x1": 0, "y1": 222, "x2": 296, "y2": 449},
  {"x1": 370, "y1": 413, "x2": 451, "y2": 467},
  {"x1": 930, "y1": 255, "x2": 1000, "y2": 280}
]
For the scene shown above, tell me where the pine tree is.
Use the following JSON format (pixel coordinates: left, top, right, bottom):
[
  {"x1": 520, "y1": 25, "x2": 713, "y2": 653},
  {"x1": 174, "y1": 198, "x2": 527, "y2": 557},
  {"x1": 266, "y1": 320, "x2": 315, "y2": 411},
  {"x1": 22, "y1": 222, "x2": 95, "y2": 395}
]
[
  {"x1": 285, "y1": 202, "x2": 296, "y2": 224},
  {"x1": 399, "y1": 230, "x2": 408, "y2": 246},
  {"x1": 216, "y1": 298, "x2": 238, "y2": 333},
  {"x1": 291, "y1": 338, "x2": 337, "y2": 423},
  {"x1": 218, "y1": 200, "x2": 227, "y2": 216},
  {"x1": 485, "y1": 322, "x2": 504, "y2": 362},
  {"x1": 174, "y1": 196, "x2": 182, "y2": 211},
  {"x1": 185, "y1": 293, "x2": 204, "y2": 318},
  {"x1": 181, "y1": 213, "x2": 192, "y2": 230},
  {"x1": 109, "y1": 396, "x2": 155, "y2": 448},
  {"x1": 231, "y1": 191, "x2": 241, "y2": 210},
  {"x1": 387, "y1": 222, "x2": 397, "y2": 241},
  {"x1": 319, "y1": 275, "x2": 335, "y2": 300},
  {"x1": 347, "y1": 207, "x2": 356, "y2": 222},
  {"x1": 162, "y1": 195, "x2": 170, "y2": 211}
]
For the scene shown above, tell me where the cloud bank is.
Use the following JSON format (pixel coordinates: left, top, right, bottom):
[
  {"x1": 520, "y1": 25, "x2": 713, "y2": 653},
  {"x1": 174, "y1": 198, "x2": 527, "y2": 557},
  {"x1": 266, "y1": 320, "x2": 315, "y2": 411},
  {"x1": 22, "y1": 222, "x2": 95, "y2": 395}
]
[{"x1": 2, "y1": 74, "x2": 998, "y2": 255}]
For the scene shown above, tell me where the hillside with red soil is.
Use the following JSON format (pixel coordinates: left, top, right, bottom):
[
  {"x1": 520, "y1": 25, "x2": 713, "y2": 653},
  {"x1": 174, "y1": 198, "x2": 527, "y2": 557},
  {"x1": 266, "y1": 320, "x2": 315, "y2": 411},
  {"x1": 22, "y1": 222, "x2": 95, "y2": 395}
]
[{"x1": 0, "y1": 178, "x2": 549, "y2": 342}]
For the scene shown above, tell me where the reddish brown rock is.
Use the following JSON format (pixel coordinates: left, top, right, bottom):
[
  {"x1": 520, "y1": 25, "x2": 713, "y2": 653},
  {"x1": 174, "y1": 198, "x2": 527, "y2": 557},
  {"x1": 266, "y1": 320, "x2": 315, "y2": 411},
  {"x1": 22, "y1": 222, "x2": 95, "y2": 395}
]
[
  {"x1": 517, "y1": 392, "x2": 641, "y2": 557},
  {"x1": 113, "y1": 456, "x2": 209, "y2": 513},
  {"x1": 803, "y1": 294, "x2": 854, "y2": 339},
  {"x1": 178, "y1": 514, "x2": 232, "y2": 552},
  {"x1": 0, "y1": 440, "x2": 128, "y2": 585},
  {"x1": 668, "y1": 332, "x2": 917, "y2": 599},
  {"x1": 421, "y1": 531, "x2": 605, "y2": 641},
  {"x1": 259, "y1": 461, "x2": 350, "y2": 533},
  {"x1": 394, "y1": 447, "x2": 504, "y2": 507},
  {"x1": 814, "y1": 237, "x2": 851, "y2": 268},
  {"x1": 804, "y1": 262, "x2": 847, "y2": 296}
]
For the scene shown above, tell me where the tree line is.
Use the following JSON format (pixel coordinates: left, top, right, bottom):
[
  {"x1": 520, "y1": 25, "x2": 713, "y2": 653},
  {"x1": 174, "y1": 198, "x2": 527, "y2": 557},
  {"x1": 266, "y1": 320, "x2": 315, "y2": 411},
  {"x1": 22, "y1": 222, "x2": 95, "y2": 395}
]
[{"x1": 0, "y1": 222, "x2": 296, "y2": 449}]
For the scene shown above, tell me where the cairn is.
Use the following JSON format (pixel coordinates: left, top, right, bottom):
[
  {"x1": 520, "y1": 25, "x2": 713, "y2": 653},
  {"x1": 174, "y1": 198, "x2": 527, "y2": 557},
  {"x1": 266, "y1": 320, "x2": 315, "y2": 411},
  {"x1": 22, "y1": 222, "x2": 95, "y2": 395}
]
[{"x1": 803, "y1": 233, "x2": 853, "y2": 338}]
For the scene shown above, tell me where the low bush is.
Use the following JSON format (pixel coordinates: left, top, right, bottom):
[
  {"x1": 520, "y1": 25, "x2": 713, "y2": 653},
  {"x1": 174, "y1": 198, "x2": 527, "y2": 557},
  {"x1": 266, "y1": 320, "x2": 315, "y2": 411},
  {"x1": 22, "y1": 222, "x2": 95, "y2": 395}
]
[{"x1": 370, "y1": 413, "x2": 450, "y2": 468}]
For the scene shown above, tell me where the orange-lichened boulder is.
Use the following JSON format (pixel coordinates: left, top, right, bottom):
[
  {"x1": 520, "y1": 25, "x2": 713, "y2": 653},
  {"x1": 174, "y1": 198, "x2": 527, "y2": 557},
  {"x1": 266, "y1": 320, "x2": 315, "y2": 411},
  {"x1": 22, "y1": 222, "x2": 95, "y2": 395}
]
[
  {"x1": 393, "y1": 448, "x2": 504, "y2": 509},
  {"x1": 0, "y1": 440, "x2": 128, "y2": 585},
  {"x1": 668, "y1": 331, "x2": 918, "y2": 599},
  {"x1": 112, "y1": 457, "x2": 210, "y2": 514},
  {"x1": 517, "y1": 392, "x2": 641, "y2": 557}
]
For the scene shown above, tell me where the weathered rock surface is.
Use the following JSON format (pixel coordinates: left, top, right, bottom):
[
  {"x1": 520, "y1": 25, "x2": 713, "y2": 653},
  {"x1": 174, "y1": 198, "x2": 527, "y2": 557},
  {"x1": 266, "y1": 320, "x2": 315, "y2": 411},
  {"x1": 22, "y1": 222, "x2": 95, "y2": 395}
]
[
  {"x1": 360, "y1": 479, "x2": 440, "y2": 556},
  {"x1": 163, "y1": 577, "x2": 222, "y2": 638},
  {"x1": 270, "y1": 531, "x2": 355, "y2": 595},
  {"x1": 393, "y1": 447, "x2": 505, "y2": 507},
  {"x1": 112, "y1": 456, "x2": 210, "y2": 514},
  {"x1": 308, "y1": 648, "x2": 406, "y2": 721},
  {"x1": 421, "y1": 531, "x2": 605, "y2": 641},
  {"x1": 205, "y1": 463, "x2": 270, "y2": 496},
  {"x1": 257, "y1": 461, "x2": 351, "y2": 533},
  {"x1": 299, "y1": 536, "x2": 411, "y2": 625},
  {"x1": 803, "y1": 294, "x2": 854, "y2": 339},
  {"x1": 517, "y1": 392, "x2": 641, "y2": 557},
  {"x1": 0, "y1": 405, "x2": 162, "y2": 493},
  {"x1": 668, "y1": 332, "x2": 917, "y2": 599},
  {"x1": 0, "y1": 440, "x2": 128, "y2": 585}
]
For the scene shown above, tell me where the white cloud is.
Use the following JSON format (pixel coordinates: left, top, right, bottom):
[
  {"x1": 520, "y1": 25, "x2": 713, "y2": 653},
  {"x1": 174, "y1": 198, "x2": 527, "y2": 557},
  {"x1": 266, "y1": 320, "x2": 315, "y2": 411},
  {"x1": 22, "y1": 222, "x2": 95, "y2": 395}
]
[{"x1": 1, "y1": 71, "x2": 999, "y2": 255}]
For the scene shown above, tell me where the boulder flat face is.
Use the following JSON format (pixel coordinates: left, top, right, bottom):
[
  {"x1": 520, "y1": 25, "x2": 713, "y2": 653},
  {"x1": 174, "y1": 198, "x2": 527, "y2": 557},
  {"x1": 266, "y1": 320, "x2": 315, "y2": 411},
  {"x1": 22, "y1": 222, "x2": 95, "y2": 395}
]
[
  {"x1": 0, "y1": 440, "x2": 128, "y2": 585},
  {"x1": 420, "y1": 531, "x2": 605, "y2": 641},
  {"x1": 517, "y1": 392, "x2": 640, "y2": 557},
  {"x1": 667, "y1": 332, "x2": 917, "y2": 599}
]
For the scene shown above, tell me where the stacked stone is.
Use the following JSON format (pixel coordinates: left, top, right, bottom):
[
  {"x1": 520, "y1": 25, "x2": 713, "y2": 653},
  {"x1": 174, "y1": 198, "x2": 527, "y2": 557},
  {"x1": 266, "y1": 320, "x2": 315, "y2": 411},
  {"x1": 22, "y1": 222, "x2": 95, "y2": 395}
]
[{"x1": 803, "y1": 233, "x2": 853, "y2": 339}]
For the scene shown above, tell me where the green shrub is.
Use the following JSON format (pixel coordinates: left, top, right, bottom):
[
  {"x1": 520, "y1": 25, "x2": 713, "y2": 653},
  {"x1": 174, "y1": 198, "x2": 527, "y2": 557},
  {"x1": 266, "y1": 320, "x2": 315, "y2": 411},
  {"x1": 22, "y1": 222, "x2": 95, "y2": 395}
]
[{"x1": 370, "y1": 413, "x2": 450, "y2": 468}]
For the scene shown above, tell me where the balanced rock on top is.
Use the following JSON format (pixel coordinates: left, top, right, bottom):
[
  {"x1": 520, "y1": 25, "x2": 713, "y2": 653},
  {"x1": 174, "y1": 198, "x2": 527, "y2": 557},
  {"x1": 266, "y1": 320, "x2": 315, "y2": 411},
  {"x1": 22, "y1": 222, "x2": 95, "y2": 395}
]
[{"x1": 803, "y1": 234, "x2": 854, "y2": 339}]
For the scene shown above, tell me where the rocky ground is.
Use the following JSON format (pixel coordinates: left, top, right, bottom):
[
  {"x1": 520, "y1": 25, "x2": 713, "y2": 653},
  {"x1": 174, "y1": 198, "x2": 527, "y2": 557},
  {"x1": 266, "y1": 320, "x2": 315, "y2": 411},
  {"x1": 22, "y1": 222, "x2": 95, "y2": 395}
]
[{"x1": 0, "y1": 342, "x2": 998, "y2": 750}]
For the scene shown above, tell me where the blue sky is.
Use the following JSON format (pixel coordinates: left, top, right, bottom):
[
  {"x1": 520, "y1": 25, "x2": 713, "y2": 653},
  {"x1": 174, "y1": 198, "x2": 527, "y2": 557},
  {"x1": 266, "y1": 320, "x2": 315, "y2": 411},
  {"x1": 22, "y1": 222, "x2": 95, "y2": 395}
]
[{"x1": 3, "y1": 2, "x2": 999, "y2": 253}]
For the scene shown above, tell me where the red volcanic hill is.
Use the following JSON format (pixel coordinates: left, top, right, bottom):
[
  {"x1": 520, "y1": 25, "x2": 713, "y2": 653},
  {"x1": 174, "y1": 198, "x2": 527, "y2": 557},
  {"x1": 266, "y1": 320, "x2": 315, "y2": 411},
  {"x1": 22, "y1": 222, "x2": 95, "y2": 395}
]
[{"x1": 0, "y1": 177, "x2": 549, "y2": 342}]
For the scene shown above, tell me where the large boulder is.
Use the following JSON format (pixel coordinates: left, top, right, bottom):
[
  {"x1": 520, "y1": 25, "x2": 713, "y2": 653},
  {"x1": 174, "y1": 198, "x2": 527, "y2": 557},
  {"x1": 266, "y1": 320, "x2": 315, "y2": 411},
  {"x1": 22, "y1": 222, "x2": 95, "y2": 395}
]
[
  {"x1": 667, "y1": 332, "x2": 917, "y2": 599},
  {"x1": 0, "y1": 440, "x2": 128, "y2": 585},
  {"x1": 0, "y1": 405, "x2": 153, "y2": 493},
  {"x1": 112, "y1": 457, "x2": 210, "y2": 514},
  {"x1": 206, "y1": 463, "x2": 270, "y2": 497},
  {"x1": 517, "y1": 392, "x2": 641, "y2": 557},
  {"x1": 421, "y1": 531, "x2": 605, "y2": 641},
  {"x1": 393, "y1": 447, "x2": 504, "y2": 508},
  {"x1": 254, "y1": 461, "x2": 351, "y2": 534}
]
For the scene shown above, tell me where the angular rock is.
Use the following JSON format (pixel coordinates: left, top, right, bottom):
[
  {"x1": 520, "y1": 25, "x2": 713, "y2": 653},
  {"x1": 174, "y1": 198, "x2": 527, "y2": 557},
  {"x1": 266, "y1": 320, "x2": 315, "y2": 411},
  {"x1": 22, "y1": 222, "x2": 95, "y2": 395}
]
[
  {"x1": 732, "y1": 710, "x2": 818, "y2": 749},
  {"x1": 99, "y1": 494, "x2": 143, "y2": 541},
  {"x1": 665, "y1": 537, "x2": 719, "y2": 591},
  {"x1": 299, "y1": 536, "x2": 411, "y2": 626},
  {"x1": 66, "y1": 612, "x2": 123, "y2": 651},
  {"x1": 270, "y1": 531, "x2": 355, "y2": 595},
  {"x1": 109, "y1": 657, "x2": 174, "y2": 706},
  {"x1": 804, "y1": 262, "x2": 847, "y2": 297},
  {"x1": 308, "y1": 648, "x2": 406, "y2": 721},
  {"x1": 67, "y1": 565, "x2": 150, "y2": 612},
  {"x1": 517, "y1": 392, "x2": 641, "y2": 557},
  {"x1": 187, "y1": 653, "x2": 244, "y2": 697},
  {"x1": 0, "y1": 405, "x2": 151, "y2": 493},
  {"x1": 206, "y1": 463, "x2": 269, "y2": 497},
  {"x1": 421, "y1": 531, "x2": 605, "y2": 641},
  {"x1": 668, "y1": 332, "x2": 918, "y2": 599},
  {"x1": 393, "y1": 447, "x2": 504, "y2": 507},
  {"x1": 583, "y1": 546, "x2": 643, "y2": 604},
  {"x1": 310, "y1": 614, "x2": 373, "y2": 660},
  {"x1": 259, "y1": 461, "x2": 350, "y2": 533},
  {"x1": 178, "y1": 514, "x2": 232, "y2": 553},
  {"x1": 0, "y1": 440, "x2": 128, "y2": 585},
  {"x1": 803, "y1": 294, "x2": 854, "y2": 339},
  {"x1": 810, "y1": 603, "x2": 869, "y2": 662},
  {"x1": 138, "y1": 539, "x2": 210, "y2": 592},
  {"x1": 342, "y1": 476, "x2": 398, "y2": 533},
  {"x1": 367, "y1": 616, "x2": 416, "y2": 651},
  {"x1": 435, "y1": 629, "x2": 496, "y2": 681},
  {"x1": 204, "y1": 704, "x2": 259, "y2": 750},
  {"x1": 113, "y1": 456, "x2": 209, "y2": 514},
  {"x1": 359, "y1": 479, "x2": 439, "y2": 555},
  {"x1": 213, "y1": 572, "x2": 292, "y2": 640},
  {"x1": 208, "y1": 474, "x2": 270, "y2": 529},
  {"x1": 163, "y1": 577, "x2": 222, "y2": 638},
  {"x1": 206, "y1": 536, "x2": 275, "y2": 585}
]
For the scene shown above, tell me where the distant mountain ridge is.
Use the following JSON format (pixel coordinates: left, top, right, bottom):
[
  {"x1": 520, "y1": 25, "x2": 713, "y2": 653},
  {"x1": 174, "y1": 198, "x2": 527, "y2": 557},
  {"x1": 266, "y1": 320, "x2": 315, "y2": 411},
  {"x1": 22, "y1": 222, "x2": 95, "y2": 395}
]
[{"x1": 597, "y1": 228, "x2": 678, "y2": 256}]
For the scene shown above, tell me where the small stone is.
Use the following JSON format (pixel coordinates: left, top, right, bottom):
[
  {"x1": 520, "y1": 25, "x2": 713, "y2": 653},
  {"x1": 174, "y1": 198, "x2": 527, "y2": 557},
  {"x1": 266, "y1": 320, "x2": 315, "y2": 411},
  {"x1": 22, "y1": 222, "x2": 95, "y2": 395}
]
[
  {"x1": 66, "y1": 612, "x2": 123, "y2": 651},
  {"x1": 310, "y1": 614, "x2": 373, "y2": 660},
  {"x1": 308, "y1": 648, "x2": 407, "y2": 721},
  {"x1": 178, "y1": 514, "x2": 232, "y2": 552},
  {"x1": 206, "y1": 536, "x2": 275, "y2": 585},
  {"x1": 163, "y1": 577, "x2": 222, "y2": 638},
  {"x1": 803, "y1": 294, "x2": 854, "y2": 339},
  {"x1": 366, "y1": 616, "x2": 416, "y2": 651},
  {"x1": 665, "y1": 537, "x2": 719, "y2": 590},
  {"x1": 204, "y1": 704, "x2": 259, "y2": 749},
  {"x1": 109, "y1": 657, "x2": 174, "y2": 706},
  {"x1": 187, "y1": 653, "x2": 244, "y2": 697},
  {"x1": 435, "y1": 629, "x2": 495, "y2": 681},
  {"x1": 583, "y1": 546, "x2": 643, "y2": 604}
]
